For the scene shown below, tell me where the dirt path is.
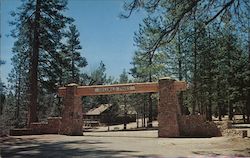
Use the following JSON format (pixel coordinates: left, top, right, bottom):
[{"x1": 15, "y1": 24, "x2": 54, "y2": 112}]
[{"x1": 1, "y1": 133, "x2": 250, "y2": 157}]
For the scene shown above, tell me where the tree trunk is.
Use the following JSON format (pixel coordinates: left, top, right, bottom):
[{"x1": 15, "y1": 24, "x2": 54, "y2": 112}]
[
  {"x1": 207, "y1": 29, "x2": 212, "y2": 121},
  {"x1": 207, "y1": 97, "x2": 212, "y2": 121},
  {"x1": 177, "y1": 31, "x2": 184, "y2": 114},
  {"x1": 0, "y1": 97, "x2": 3, "y2": 115},
  {"x1": 15, "y1": 68, "x2": 21, "y2": 127},
  {"x1": 143, "y1": 103, "x2": 146, "y2": 127},
  {"x1": 246, "y1": 17, "x2": 250, "y2": 123},
  {"x1": 207, "y1": 74, "x2": 212, "y2": 120},
  {"x1": 148, "y1": 93, "x2": 153, "y2": 127},
  {"x1": 218, "y1": 104, "x2": 222, "y2": 121},
  {"x1": 228, "y1": 100, "x2": 233, "y2": 120},
  {"x1": 192, "y1": 8, "x2": 198, "y2": 115},
  {"x1": 123, "y1": 95, "x2": 127, "y2": 130},
  {"x1": 28, "y1": 0, "x2": 40, "y2": 126},
  {"x1": 243, "y1": 110, "x2": 246, "y2": 123},
  {"x1": 148, "y1": 54, "x2": 153, "y2": 127},
  {"x1": 217, "y1": 80, "x2": 222, "y2": 121},
  {"x1": 136, "y1": 113, "x2": 139, "y2": 128},
  {"x1": 227, "y1": 36, "x2": 233, "y2": 121},
  {"x1": 246, "y1": 88, "x2": 250, "y2": 123},
  {"x1": 71, "y1": 46, "x2": 75, "y2": 83}
]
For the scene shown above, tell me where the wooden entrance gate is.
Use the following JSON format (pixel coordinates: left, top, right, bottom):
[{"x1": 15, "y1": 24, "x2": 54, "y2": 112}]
[{"x1": 58, "y1": 77, "x2": 187, "y2": 137}]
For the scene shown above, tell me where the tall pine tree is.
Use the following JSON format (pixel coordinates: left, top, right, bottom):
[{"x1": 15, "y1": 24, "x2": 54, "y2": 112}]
[
  {"x1": 11, "y1": 0, "x2": 73, "y2": 125},
  {"x1": 65, "y1": 24, "x2": 87, "y2": 83}
]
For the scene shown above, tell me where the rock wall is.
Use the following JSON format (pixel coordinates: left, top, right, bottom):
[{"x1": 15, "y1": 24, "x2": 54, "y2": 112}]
[
  {"x1": 158, "y1": 78, "x2": 221, "y2": 138},
  {"x1": 10, "y1": 117, "x2": 61, "y2": 136},
  {"x1": 178, "y1": 115, "x2": 222, "y2": 137},
  {"x1": 28, "y1": 117, "x2": 62, "y2": 134}
]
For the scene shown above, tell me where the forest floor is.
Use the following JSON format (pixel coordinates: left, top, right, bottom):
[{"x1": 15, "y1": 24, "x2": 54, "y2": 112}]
[{"x1": 1, "y1": 132, "x2": 250, "y2": 158}]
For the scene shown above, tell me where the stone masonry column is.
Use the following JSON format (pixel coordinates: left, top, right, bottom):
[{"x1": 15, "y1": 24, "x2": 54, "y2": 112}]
[
  {"x1": 158, "y1": 77, "x2": 181, "y2": 137},
  {"x1": 59, "y1": 83, "x2": 83, "y2": 136}
]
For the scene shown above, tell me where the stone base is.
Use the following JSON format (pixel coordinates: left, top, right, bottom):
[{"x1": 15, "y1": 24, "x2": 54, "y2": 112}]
[
  {"x1": 158, "y1": 113, "x2": 180, "y2": 137},
  {"x1": 178, "y1": 115, "x2": 222, "y2": 137},
  {"x1": 10, "y1": 128, "x2": 35, "y2": 136},
  {"x1": 9, "y1": 117, "x2": 62, "y2": 136}
]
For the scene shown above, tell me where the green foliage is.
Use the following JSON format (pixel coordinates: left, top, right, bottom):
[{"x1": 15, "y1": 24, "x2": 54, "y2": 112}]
[
  {"x1": 64, "y1": 24, "x2": 87, "y2": 83},
  {"x1": 3, "y1": 0, "x2": 250, "y2": 128},
  {"x1": 6, "y1": 0, "x2": 88, "y2": 126},
  {"x1": 119, "y1": 69, "x2": 129, "y2": 84},
  {"x1": 83, "y1": 61, "x2": 115, "y2": 112},
  {"x1": 124, "y1": 0, "x2": 250, "y2": 121}
]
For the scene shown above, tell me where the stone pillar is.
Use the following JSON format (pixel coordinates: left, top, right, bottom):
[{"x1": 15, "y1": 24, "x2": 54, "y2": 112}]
[
  {"x1": 158, "y1": 78, "x2": 181, "y2": 137},
  {"x1": 59, "y1": 83, "x2": 83, "y2": 136}
]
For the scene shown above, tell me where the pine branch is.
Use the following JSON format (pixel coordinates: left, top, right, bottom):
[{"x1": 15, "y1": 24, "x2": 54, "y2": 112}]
[
  {"x1": 148, "y1": 0, "x2": 200, "y2": 56},
  {"x1": 204, "y1": 0, "x2": 235, "y2": 25},
  {"x1": 120, "y1": 0, "x2": 141, "y2": 19}
]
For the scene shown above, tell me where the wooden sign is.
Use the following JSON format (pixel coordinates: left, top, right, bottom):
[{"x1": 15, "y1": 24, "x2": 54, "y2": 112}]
[{"x1": 58, "y1": 82, "x2": 159, "y2": 97}]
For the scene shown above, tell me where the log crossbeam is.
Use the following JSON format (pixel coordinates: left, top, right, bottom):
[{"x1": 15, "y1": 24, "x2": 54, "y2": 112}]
[{"x1": 58, "y1": 82, "x2": 160, "y2": 97}]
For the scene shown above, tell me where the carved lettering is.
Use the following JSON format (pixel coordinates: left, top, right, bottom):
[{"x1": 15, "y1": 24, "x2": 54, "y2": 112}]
[{"x1": 94, "y1": 86, "x2": 135, "y2": 93}]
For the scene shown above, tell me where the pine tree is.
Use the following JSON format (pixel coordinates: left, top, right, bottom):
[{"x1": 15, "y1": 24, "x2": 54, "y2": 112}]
[
  {"x1": 123, "y1": 0, "x2": 250, "y2": 122},
  {"x1": 244, "y1": 2, "x2": 250, "y2": 122},
  {"x1": 130, "y1": 17, "x2": 169, "y2": 127},
  {"x1": 119, "y1": 69, "x2": 129, "y2": 130},
  {"x1": 65, "y1": 24, "x2": 87, "y2": 83},
  {"x1": 11, "y1": 0, "x2": 73, "y2": 126},
  {"x1": 8, "y1": 49, "x2": 29, "y2": 127},
  {"x1": 82, "y1": 61, "x2": 109, "y2": 112},
  {"x1": 0, "y1": 61, "x2": 6, "y2": 115},
  {"x1": 7, "y1": 20, "x2": 31, "y2": 126}
]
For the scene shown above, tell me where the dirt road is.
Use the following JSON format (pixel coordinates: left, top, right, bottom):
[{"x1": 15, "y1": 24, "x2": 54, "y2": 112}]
[{"x1": 1, "y1": 131, "x2": 250, "y2": 157}]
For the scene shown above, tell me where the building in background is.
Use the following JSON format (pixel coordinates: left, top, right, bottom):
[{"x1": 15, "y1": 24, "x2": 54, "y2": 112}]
[{"x1": 83, "y1": 104, "x2": 137, "y2": 127}]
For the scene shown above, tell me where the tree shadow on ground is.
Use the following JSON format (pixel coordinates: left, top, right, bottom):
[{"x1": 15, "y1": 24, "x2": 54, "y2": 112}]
[
  {"x1": 193, "y1": 149, "x2": 250, "y2": 157},
  {"x1": 1, "y1": 136, "x2": 138, "y2": 158}
]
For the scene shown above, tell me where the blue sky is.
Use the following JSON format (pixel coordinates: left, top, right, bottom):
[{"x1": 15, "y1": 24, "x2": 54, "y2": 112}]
[{"x1": 0, "y1": 0, "x2": 146, "y2": 84}]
